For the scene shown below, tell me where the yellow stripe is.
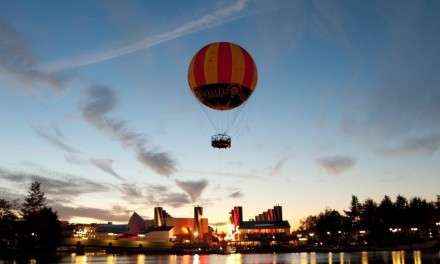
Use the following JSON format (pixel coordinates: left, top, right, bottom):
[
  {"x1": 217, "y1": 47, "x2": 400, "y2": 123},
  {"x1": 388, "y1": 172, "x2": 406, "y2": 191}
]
[
  {"x1": 188, "y1": 56, "x2": 197, "y2": 89},
  {"x1": 250, "y1": 61, "x2": 258, "y2": 90},
  {"x1": 230, "y1": 44, "x2": 245, "y2": 85},
  {"x1": 204, "y1": 43, "x2": 219, "y2": 84}
]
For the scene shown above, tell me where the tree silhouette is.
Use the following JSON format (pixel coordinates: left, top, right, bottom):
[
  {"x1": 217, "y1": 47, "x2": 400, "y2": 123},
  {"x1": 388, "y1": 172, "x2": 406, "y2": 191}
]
[
  {"x1": 0, "y1": 199, "x2": 18, "y2": 249},
  {"x1": 297, "y1": 194, "x2": 440, "y2": 247},
  {"x1": 21, "y1": 182, "x2": 46, "y2": 217},
  {"x1": 18, "y1": 181, "x2": 62, "y2": 252}
]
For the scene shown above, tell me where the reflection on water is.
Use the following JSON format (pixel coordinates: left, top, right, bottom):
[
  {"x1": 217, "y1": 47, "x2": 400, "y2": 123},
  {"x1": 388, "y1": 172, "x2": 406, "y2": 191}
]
[
  {"x1": 413, "y1": 251, "x2": 421, "y2": 264},
  {"x1": 392, "y1": 251, "x2": 405, "y2": 264},
  {"x1": 310, "y1": 252, "x2": 317, "y2": 264},
  {"x1": 75, "y1": 255, "x2": 87, "y2": 264},
  {"x1": 362, "y1": 251, "x2": 368, "y2": 264},
  {"x1": 1, "y1": 250, "x2": 439, "y2": 264}
]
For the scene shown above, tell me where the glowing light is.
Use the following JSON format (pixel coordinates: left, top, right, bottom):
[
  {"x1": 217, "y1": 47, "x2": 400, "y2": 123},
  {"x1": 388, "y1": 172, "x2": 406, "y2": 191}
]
[
  {"x1": 194, "y1": 231, "x2": 199, "y2": 238},
  {"x1": 326, "y1": 231, "x2": 331, "y2": 235},
  {"x1": 359, "y1": 230, "x2": 366, "y2": 234},
  {"x1": 309, "y1": 233, "x2": 315, "y2": 237},
  {"x1": 137, "y1": 255, "x2": 145, "y2": 264},
  {"x1": 435, "y1": 222, "x2": 440, "y2": 226},
  {"x1": 138, "y1": 234, "x2": 145, "y2": 238},
  {"x1": 410, "y1": 227, "x2": 418, "y2": 231},
  {"x1": 299, "y1": 237, "x2": 308, "y2": 241},
  {"x1": 389, "y1": 228, "x2": 401, "y2": 233}
]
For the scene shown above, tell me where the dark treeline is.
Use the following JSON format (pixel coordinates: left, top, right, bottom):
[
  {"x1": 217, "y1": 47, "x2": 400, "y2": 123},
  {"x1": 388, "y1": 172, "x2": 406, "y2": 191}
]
[
  {"x1": 294, "y1": 195, "x2": 440, "y2": 247},
  {"x1": 0, "y1": 181, "x2": 62, "y2": 255}
]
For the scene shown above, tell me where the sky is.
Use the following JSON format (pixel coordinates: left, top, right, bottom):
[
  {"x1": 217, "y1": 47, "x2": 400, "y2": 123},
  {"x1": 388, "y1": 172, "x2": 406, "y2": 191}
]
[{"x1": 0, "y1": 0, "x2": 439, "y2": 228}]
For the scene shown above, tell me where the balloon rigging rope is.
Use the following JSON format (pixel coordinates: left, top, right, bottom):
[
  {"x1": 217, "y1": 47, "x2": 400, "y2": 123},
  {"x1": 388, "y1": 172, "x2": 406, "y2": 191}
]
[
  {"x1": 225, "y1": 99, "x2": 248, "y2": 135},
  {"x1": 197, "y1": 101, "x2": 220, "y2": 133}
]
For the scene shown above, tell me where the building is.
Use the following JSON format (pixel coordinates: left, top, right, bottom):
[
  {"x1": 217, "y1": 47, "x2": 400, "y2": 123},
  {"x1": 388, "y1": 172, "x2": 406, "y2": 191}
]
[
  {"x1": 91, "y1": 206, "x2": 209, "y2": 243},
  {"x1": 229, "y1": 205, "x2": 290, "y2": 240}
]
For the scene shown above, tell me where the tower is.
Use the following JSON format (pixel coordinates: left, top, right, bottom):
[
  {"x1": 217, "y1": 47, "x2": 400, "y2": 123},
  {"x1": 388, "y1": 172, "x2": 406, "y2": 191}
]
[
  {"x1": 233, "y1": 206, "x2": 243, "y2": 226},
  {"x1": 194, "y1": 206, "x2": 204, "y2": 240},
  {"x1": 274, "y1": 205, "x2": 283, "y2": 221},
  {"x1": 154, "y1": 207, "x2": 167, "y2": 227}
]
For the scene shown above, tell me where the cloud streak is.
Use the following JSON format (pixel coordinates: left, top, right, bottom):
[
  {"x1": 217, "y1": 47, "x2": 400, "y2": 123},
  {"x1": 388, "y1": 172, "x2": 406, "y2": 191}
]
[
  {"x1": 0, "y1": 167, "x2": 110, "y2": 203},
  {"x1": 270, "y1": 158, "x2": 288, "y2": 176},
  {"x1": 81, "y1": 85, "x2": 176, "y2": 176},
  {"x1": 0, "y1": 20, "x2": 62, "y2": 91},
  {"x1": 316, "y1": 155, "x2": 356, "y2": 175},
  {"x1": 38, "y1": 0, "x2": 252, "y2": 72},
  {"x1": 32, "y1": 125, "x2": 80, "y2": 154},
  {"x1": 118, "y1": 183, "x2": 191, "y2": 208},
  {"x1": 379, "y1": 134, "x2": 440, "y2": 156},
  {"x1": 175, "y1": 179, "x2": 208, "y2": 203},
  {"x1": 53, "y1": 204, "x2": 129, "y2": 222},
  {"x1": 89, "y1": 159, "x2": 124, "y2": 180},
  {"x1": 229, "y1": 191, "x2": 243, "y2": 199}
]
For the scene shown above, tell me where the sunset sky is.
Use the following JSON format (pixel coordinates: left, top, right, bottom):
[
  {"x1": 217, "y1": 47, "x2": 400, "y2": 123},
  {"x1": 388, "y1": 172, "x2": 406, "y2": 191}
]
[{"x1": 0, "y1": 0, "x2": 439, "y2": 228}]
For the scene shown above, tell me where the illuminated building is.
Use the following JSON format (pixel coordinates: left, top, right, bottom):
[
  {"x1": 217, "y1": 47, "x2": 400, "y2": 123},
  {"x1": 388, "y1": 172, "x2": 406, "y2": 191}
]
[
  {"x1": 90, "y1": 207, "x2": 209, "y2": 242},
  {"x1": 229, "y1": 205, "x2": 290, "y2": 240}
]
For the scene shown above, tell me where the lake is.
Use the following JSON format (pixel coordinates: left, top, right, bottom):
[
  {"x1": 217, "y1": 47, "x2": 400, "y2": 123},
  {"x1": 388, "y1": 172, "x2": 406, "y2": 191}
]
[{"x1": 1, "y1": 250, "x2": 440, "y2": 263}]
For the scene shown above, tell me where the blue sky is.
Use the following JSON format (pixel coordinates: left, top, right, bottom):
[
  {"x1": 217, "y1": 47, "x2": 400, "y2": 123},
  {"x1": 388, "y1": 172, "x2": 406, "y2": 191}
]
[{"x1": 0, "y1": 0, "x2": 439, "y2": 227}]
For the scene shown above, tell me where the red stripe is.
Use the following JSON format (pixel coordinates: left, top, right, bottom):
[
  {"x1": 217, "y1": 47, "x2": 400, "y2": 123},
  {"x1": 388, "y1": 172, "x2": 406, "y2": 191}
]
[
  {"x1": 194, "y1": 46, "x2": 208, "y2": 86},
  {"x1": 217, "y1": 42, "x2": 232, "y2": 83},
  {"x1": 242, "y1": 48, "x2": 254, "y2": 88}
]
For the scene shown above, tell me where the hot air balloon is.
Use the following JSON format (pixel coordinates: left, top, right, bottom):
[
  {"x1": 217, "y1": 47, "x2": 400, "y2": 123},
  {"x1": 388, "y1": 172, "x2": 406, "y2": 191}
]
[{"x1": 188, "y1": 42, "x2": 258, "y2": 149}]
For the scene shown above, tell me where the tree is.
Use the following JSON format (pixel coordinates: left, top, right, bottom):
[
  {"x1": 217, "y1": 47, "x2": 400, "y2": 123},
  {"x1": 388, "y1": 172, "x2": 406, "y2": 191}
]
[
  {"x1": 346, "y1": 195, "x2": 361, "y2": 222},
  {"x1": 18, "y1": 181, "x2": 62, "y2": 251},
  {"x1": 21, "y1": 182, "x2": 46, "y2": 217},
  {"x1": 0, "y1": 199, "x2": 18, "y2": 248},
  {"x1": 379, "y1": 195, "x2": 395, "y2": 226}
]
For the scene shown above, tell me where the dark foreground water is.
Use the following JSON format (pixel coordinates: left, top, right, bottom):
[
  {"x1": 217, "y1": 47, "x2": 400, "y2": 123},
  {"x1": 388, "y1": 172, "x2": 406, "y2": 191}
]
[{"x1": 1, "y1": 250, "x2": 440, "y2": 264}]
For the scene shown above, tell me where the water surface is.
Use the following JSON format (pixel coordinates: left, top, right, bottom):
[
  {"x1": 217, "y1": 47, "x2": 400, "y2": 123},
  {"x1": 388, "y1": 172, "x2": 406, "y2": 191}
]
[{"x1": 2, "y1": 250, "x2": 440, "y2": 264}]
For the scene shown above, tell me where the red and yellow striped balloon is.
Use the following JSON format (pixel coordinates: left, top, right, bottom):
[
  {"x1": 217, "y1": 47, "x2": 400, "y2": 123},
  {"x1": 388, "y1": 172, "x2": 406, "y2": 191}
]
[{"x1": 188, "y1": 42, "x2": 258, "y2": 111}]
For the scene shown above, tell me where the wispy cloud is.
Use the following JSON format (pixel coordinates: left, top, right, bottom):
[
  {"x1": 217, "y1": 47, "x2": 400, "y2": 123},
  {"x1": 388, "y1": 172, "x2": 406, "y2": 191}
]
[
  {"x1": 316, "y1": 155, "x2": 356, "y2": 175},
  {"x1": 118, "y1": 183, "x2": 191, "y2": 208},
  {"x1": 81, "y1": 85, "x2": 176, "y2": 176},
  {"x1": 89, "y1": 159, "x2": 124, "y2": 180},
  {"x1": 0, "y1": 20, "x2": 63, "y2": 91},
  {"x1": 229, "y1": 190, "x2": 244, "y2": 199},
  {"x1": 39, "y1": 0, "x2": 252, "y2": 72},
  {"x1": 0, "y1": 167, "x2": 110, "y2": 203},
  {"x1": 31, "y1": 125, "x2": 125, "y2": 180},
  {"x1": 340, "y1": 1, "x2": 440, "y2": 154},
  {"x1": 175, "y1": 179, "x2": 208, "y2": 203},
  {"x1": 270, "y1": 157, "x2": 288, "y2": 176},
  {"x1": 53, "y1": 204, "x2": 129, "y2": 222},
  {"x1": 378, "y1": 134, "x2": 440, "y2": 156},
  {"x1": 31, "y1": 125, "x2": 80, "y2": 154}
]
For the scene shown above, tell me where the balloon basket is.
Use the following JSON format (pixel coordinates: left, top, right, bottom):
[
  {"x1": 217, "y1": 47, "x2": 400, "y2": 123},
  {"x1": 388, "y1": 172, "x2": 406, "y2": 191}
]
[{"x1": 211, "y1": 134, "x2": 231, "y2": 149}]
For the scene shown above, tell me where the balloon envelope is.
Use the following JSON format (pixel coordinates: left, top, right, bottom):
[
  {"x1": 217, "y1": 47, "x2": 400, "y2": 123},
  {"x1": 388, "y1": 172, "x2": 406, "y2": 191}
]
[{"x1": 188, "y1": 42, "x2": 258, "y2": 111}]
